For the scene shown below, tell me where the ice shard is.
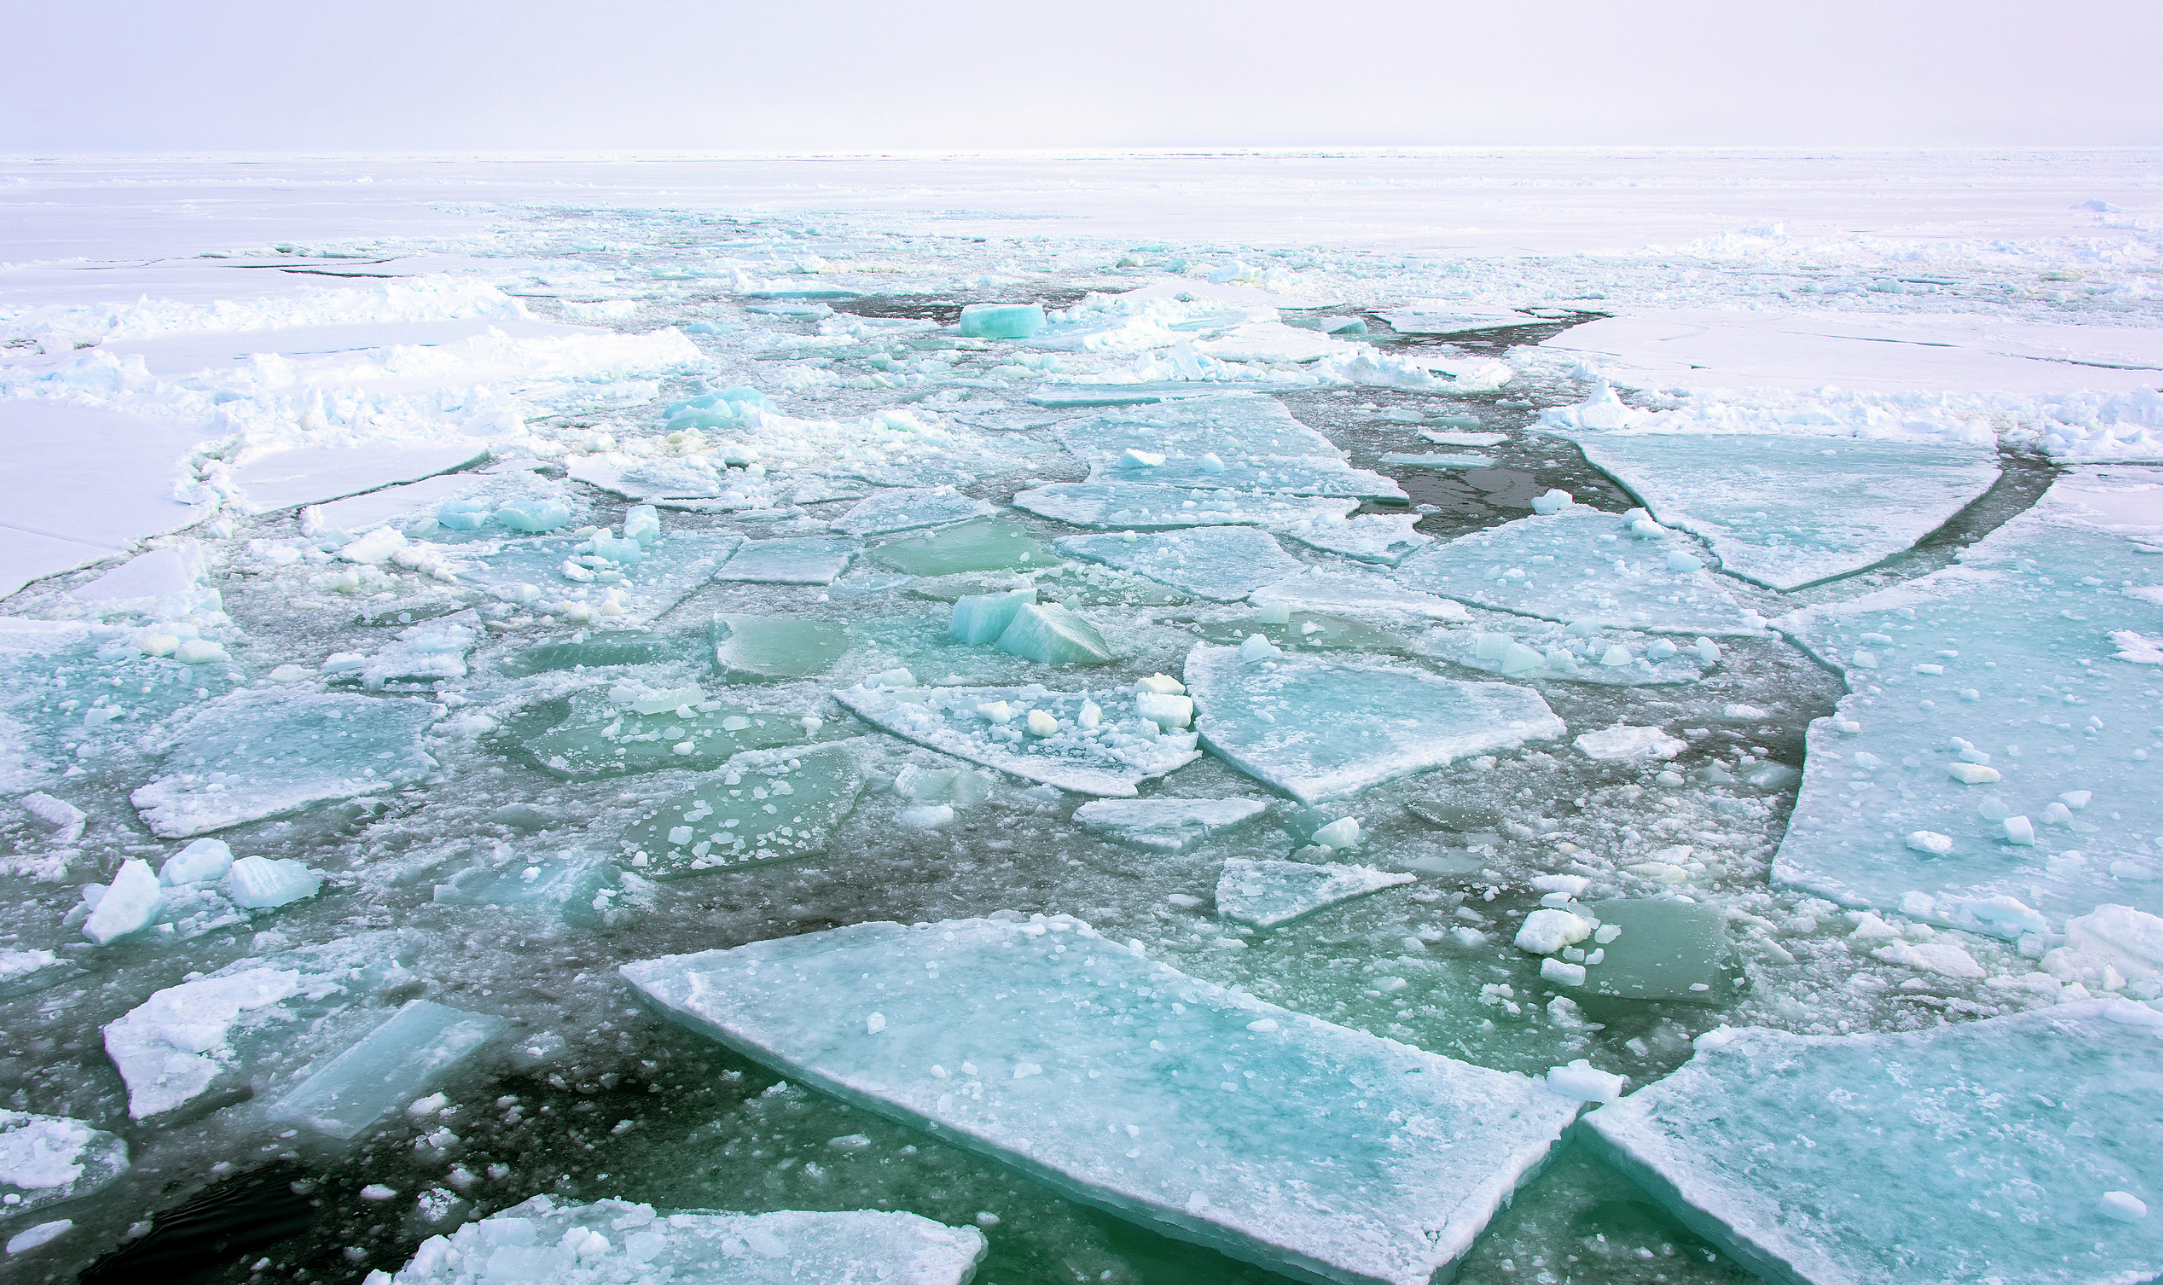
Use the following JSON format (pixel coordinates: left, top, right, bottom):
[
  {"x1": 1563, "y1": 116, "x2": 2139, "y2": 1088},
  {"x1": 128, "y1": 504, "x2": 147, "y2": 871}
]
[
  {"x1": 1055, "y1": 528, "x2": 1303, "y2": 601},
  {"x1": 992, "y1": 602, "x2": 1114, "y2": 664},
  {"x1": 268, "y1": 1000, "x2": 506, "y2": 1140},
  {"x1": 622, "y1": 916, "x2": 1580, "y2": 1285},
  {"x1": 1215, "y1": 859, "x2": 1415, "y2": 928},
  {"x1": 833, "y1": 682, "x2": 1201, "y2": 796},
  {"x1": 1071, "y1": 797, "x2": 1268, "y2": 853}
]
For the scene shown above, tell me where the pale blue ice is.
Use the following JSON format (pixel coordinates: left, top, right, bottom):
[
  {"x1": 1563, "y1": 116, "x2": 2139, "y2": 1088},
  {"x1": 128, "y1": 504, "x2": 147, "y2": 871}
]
[
  {"x1": 268, "y1": 999, "x2": 507, "y2": 1140},
  {"x1": 1056, "y1": 528, "x2": 1304, "y2": 601},
  {"x1": 716, "y1": 537, "x2": 860, "y2": 585},
  {"x1": 1012, "y1": 483, "x2": 1357, "y2": 531}
]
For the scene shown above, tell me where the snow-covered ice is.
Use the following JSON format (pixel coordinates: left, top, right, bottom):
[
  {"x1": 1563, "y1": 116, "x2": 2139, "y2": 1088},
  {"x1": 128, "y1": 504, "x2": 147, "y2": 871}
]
[
  {"x1": 0, "y1": 1113, "x2": 128, "y2": 1220},
  {"x1": 1215, "y1": 859, "x2": 1416, "y2": 929},
  {"x1": 1013, "y1": 482, "x2": 1359, "y2": 532},
  {"x1": 1055, "y1": 528, "x2": 1303, "y2": 601}
]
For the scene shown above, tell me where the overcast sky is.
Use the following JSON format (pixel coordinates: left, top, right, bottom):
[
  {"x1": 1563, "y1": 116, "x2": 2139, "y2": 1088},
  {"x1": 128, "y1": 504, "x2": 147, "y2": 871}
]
[{"x1": 6, "y1": 0, "x2": 2159, "y2": 152}]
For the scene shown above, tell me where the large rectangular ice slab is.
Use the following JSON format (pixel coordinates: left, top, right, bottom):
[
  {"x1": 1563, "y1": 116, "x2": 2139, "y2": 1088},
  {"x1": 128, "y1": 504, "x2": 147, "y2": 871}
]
[
  {"x1": 1570, "y1": 432, "x2": 2002, "y2": 590},
  {"x1": 1580, "y1": 1001, "x2": 2163, "y2": 1285},
  {"x1": 833, "y1": 683, "x2": 1200, "y2": 797},
  {"x1": 622, "y1": 916, "x2": 1580, "y2": 1285},
  {"x1": 1013, "y1": 483, "x2": 1358, "y2": 532},
  {"x1": 1184, "y1": 643, "x2": 1565, "y2": 804},
  {"x1": 715, "y1": 536, "x2": 860, "y2": 585},
  {"x1": 268, "y1": 999, "x2": 505, "y2": 1140}
]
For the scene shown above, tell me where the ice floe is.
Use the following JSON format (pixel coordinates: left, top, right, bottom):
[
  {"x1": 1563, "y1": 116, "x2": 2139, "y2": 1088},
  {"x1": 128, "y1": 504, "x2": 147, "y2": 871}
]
[
  {"x1": 1215, "y1": 859, "x2": 1415, "y2": 928},
  {"x1": 833, "y1": 682, "x2": 1201, "y2": 796},
  {"x1": 1071, "y1": 797, "x2": 1268, "y2": 853},
  {"x1": 1055, "y1": 528, "x2": 1303, "y2": 601},
  {"x1": 0, "y1": 1113, "x2": 128, "y2": 1221},
  {"x1": 623, "y1": 745, "x2": 866, "y2": 876}
]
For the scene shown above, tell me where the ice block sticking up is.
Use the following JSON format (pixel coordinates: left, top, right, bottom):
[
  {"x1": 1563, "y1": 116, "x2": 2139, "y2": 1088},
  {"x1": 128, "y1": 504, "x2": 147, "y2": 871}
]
[
  {"x1": 957, "y1": 303, "x2": 1045, "y2": 339},
  {"x1": 622, "y1": 916, "x2": 1580, "y2": 1285},
  {"x1": 950, "y1": 588, "x2": 1037, "y2": 645},
  {"x1": 1072, "y1": 797, "x2": 1268, "y2": 853},
  {"x1": 268, "y1": 1000, "x2": 506, "y2": 1140},
  {"x1": 833, "y1": 682, "x2": 1199, "y2": 797},
  {"x1": 1216, "y1": 859, "x2": 1415, "y2": 929},
  {"x1": 1580, "y1": 1000, "x2": 2163, "y2": 1285},
  {"x1": 994, "y1": 602, "x2": 1114, "y2": 664}
]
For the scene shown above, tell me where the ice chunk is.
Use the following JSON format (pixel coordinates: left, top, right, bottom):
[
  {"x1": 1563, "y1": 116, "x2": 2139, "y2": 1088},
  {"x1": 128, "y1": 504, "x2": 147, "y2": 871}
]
[
  {"x1": 1277, "y1": 512, "x2": 1432, "y2": 566},
  {"x1": 130, "y1": 690, "x2": 438, "y2": 838},
  {"x1": 350, "y1": 619, "x2": 476, "y2": 690},
  {"x1": 520, "y1": 685, "x2": 810, "y2": 778},
  {"x1": 1514, "y1": 908, "x2": 1597, "y2": 954},
  {"x1": 622, "y1": 916, "x2": 1578, "y2": 1285},
  {"x1": 1216, "y1": 858, "x2": 1414, "y2": 928},
  {"x1": 1577, "y1": 899, "x2": 1732, "y2": 1003},
  {"x1": 949, "y1": 588, "x2": 1037, "y2": 645},
  {"x1": 1571, "y1": 433, "x2": 2002, "y2": 591},
  {"x1": 1394, "y1": 507, "x2": 1764, "y2": 636},
  {"x1": 2099, "y1": 1192, "x2": 2150, "y2": 1223},
  {"x1": 868, "y1": 519, "x2": 1057, "y2": 576},
  {"x1": 378, "y1": 1196, "x2": 987, "y2": 1285},
  {"x1": 624, "y1": 745, "x2": 865, "y2": 877},
  {"x1": 267, "y1": 1000, "x2": 506, "y2": 1140},
  {"x1": 158, "y1": 837, "x2": 233, "y2": 886},
  {"x1": 833, "y1": 684, "x2": 1200, "y2": 797},
  {"x1": 18, "y1": 792, "x2": 86, "y2": 845},
  {"x1": 494, "y1": 496, "x2": 574, "y2": 533},
  {"x1": 1072, "y1": 797, "x2": 1267, "y2": 853},
  {"x1": 995, "y1": 603, "x2": 1113, "y2": 665},
  {"x1": 1580, "y1": 1001, "x2": 2163, "y2": 1285},
  {"x1": 0, "y1": 1113, "x2": 128, "y2": 1219},
  {"x1": 223, "y1": 856, "x2": 322, "y2": 909},
  {"x1": 1380, "y1": 452, "x2": 1495, "y2": 470},
  {"x1": 2064, "y1": 904, "x2": 2163, "y2": 981},
  {"x1": 1184, "y1": 643, "x2": 1564, "y2": 804},
  {"x1": 833, "y1": 488, "x2": 994, "y2": 537},
  {"x1": 433, "y1": 853, "x2": 621, "y2": 926},
  {"x1": 1013, "y1": 482, "x2": 1358, "y2": 531},
  {"x1": 1057, "y1": 528, "x2": 1303, "y2": 602},
  {"x1": 5, "y1": 1221, "x2": 71, "y2": 1256},
  {"x1": 711, "y1": 615, "x2": 850, "y2": 683},
  {"x1": 1545, "y1": 1060, "x2": 1626, "y2": 1104},
  {"x1": 717, "y1": 537, "x2": 859, "y2": 585},
  {"x1": 957, "y1": 303, "x2": 1045, "y2": 339},
  {"x1": 1573, "y1": 724, "x2": 1687, "y2": 761},
  {"x1": 83, "y1": 859, "x2": 164, "y2": 945}
]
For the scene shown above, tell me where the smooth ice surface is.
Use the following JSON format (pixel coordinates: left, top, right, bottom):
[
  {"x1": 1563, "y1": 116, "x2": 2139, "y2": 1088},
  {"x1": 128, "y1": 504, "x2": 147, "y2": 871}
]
[
  {"x1": 433, "y1": 853, "x2": 621, "y2": 926},
  {"x1": 1071, "y1": 797, "x2": 1268, "y2": 853},
  {"x1": 1418, "y1": 622, "x2": 1712, "y2": 687},
  {"x1": 958, "y1": 303, "x2": 1045, "y2": 339},
  {"x1": 1056, "y1": 528, "x2": 1303, "y2": 602},
  {"x1": 1773, "y1": 468, "x2": 2163, "y2": 934},
  {"x1": 832, "y1": 683, "x2": 1201, "y2": 796},
  {"x1": 832, "y1": 488, "x2": 994, "y2": 537},
  {"x1": 710, "y1": 615, "x2": 850, "y2": 683},
  {"x1": 1394, "y1": 506, "x2": 1766, "y2": 636},
  {"x1": 521, "y1": 686, "x2": 810, "y2": 777},
  {"x1": 1216, "y1": 859, "x2": 1416, "y2": 929},
  {"x1": 1578, "y1": 899, "x2": 1734, "y2": 1003},
  {"x1": 716, "y1": 537, "x2": 859, "y2": 585},
  {"x1": 0, "y1": 1113, "x2": 127, "y2": 1220},
  {"x1": 950, "y1": 588, "x2": 1036, "y2": 645},
  {"x1": 994, "y1": 602, "x2": 1114, "y2": 665},
  {"x1": 1581, "y1": 1001, "x2": 2163, "y2": 1285},
  {"x1": 1249, "y1": 569, "x2": 1468, "y2": 622},
  {"x1": 130, "y1": 689, "x2": 439, "y2": 838},
  {"x1": 623, "y1": 745, "x2": 866, "y2": 877},
  {"x1": 1277, "y1": 513, "x2": 1432, "y2": 566},
  {"x1": 377, "y1": 1196, "x2": 988, "y2": 1285},
  {"x1": 868, "y1": 520, "x2": 1057, "y2": 576},
  {"x1": 1013, "y1": 483, "x2": 1358, "y2": 532},
  {"x1": 268, "y1": 1000, "x2": 505, "y2": 1140},
  {"x1": 622, "y1": 916, "x2": 1579, "y2": 1285},
  {"x1": 1570, "y1": 432, "x2": 2002, "y2": 589},
  {"x1": 1051, "y1": 395, "x2": 1343, "y2": 464},
  {"x1": 1183, "y1": 643, "x2": 1564, "y2": 804}
]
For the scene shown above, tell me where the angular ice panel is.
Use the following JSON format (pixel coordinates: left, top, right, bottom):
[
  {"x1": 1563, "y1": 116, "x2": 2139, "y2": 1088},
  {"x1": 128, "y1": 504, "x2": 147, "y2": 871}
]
[
  {"x1": 381, "y1": 1196, "x2": 987, "y2": 1285},
  {"x1": 623, "y1": 745, "x2": 865, "y2": 877},
  {"x1": 464, "y1": 529, "x2": 745, "y2": 624},
  {"x1": 1072, "y1": 797, "x2": 1268, "y2": 853},
  {"x1": 159, "y1": 838, "x2": 233, "y2": 886},
  {"x1": 1193, "y1": 611, "x2": 1414, "y2": 658},
  {"x1": 1278, "y1": 513, "x2": 1433, "y2": 566},
  {"x1": 1393, "y1": 507, "x2": 1766, "y2": 636},
  {"x1": 1056, "y1": 528, "x2": 1302, "y2": 602},
  {"x1": 83, "y1": 859, "x2": 164, "y2": 945},
  {"x1": 833, "y1": 683, "x2": 1201, "y2": 796},
  {"x1": 1580, "y1": 1001, "x2": 2163, "y2": 1285},
  {"x1": 623, "y1": 916, "x2": 1579, "y2": 1285},
  {"x1": 1571, "y1": 432, "x2": 2001, "y2": 590},
  {"x1": 716, "y1": 537, "x2": 859, "y2": 585},
  {"x1": 868, "y1": 519, "x2": 1058, "y2": 576},
  {"x1": 1249, "y1": 568, "x2": 1468, "y2": 622},
  {"x1": 832, "y1": 487, "x2": 994, "y2": 537},
  {"x1": 131, "y1": 690, "x2": 437, "y2": 839},
  {"x1": 1014, "y1": 482, "x2": 1358, "y2": 532},
  {"x1": 957, "y1": 302, "x2": 1045, "y2": 339},
  {"x1": 493, "y1": 496, "x2": 574, "y2": 533},
  {"x1": 1099, "y1": 455, "x2": 1406, "y2": 501},
  {"x1": 711, "y1": 615, "x2": 850, "y2": 683},
  {"x1": 1577, "y1": 899, "x2": 1733, "y2": 1003},
  {"x1": 500, "y1": 630, "x2": 685, "y2": 675},
  {"x1": 0, "y1": 1113, "x2": 128, "y2": 1220},
  {"x1": 1772, "y1": 468, "x2": 2163, "y2": 935},
  {"x1": 949, "y1": 587, "x2": 1036, "y2": 644},
  {"x1": 223, "y1": 856, "x2": 322, "y2": 909},
  {"x1": 433, "y1": 853, "x2": 621, "y2": 926},
  {"x1": 267, "y1": 1000, "x2": 506, "y2": 1140},
  {"x1": 994, "y1": 602, "x2": 1113, "y2": 664},
  {"x1": 520, "y1": 686, "x2": 810, "y2": 778},
  {"x1": 1052, "y1": 395, "x2": 1344, "y2": 465},
  {"x1": 1380, "y1": 452, "x2": 1495, "y2": 470},
  {"x1": 1183, "y1": 643, "x2": 1565, "y2": 804},
  {"x1": 1216, "y1": 858, "x2": 1415, "y2": 928}
]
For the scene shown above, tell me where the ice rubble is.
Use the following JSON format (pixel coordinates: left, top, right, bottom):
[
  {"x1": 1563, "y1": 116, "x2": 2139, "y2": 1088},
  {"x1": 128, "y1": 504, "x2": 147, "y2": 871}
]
[
  {"x1": 460, "y1": 528, "x2": 744, "y2": 627},
  {"x1": 1580, "y1": 1001, "x2": 2163, "y2": 1285},
  {"x1": 1183, "y1": 643, "x2": 1564, "y2": 805},
  {"x1": 1772, "y1": 468, "x2": 2163, "y2": 936},
  {"x1": 268, "y1": 1000, "x2": 507, "y2": 1140},
  {"x1": 832, "y1": 683, "x2": 1200, "y2": 797},
  {"x1": 1071, "y1": 797, "x2": 1268, "y2": 853},
  {"x1": 1277, "y1": 513, "x2": 1432, "y2": 566},
  {"x1": 1055, "y1": 528, "x2": 1303, "y2": 602},
  {"x1": 1215, "y1": 859, "x2": 1416, "y2": 929},
  {"x1": 1567, "y1": 432, "x2": 2002, "y2": 590},
  {"x1": 129, "y1": 689, "x2": 440, "y2": 838},
  {"x1": 623, "y1": 916, "x2": 1580, "y2": 1285},
  {"x1": 623, "y1": 745, "x2": 866, "y2": 876},
  {"x1": 374, "y1": 1196, "x2": 988, "y2": 1285},
  {"x1": 0, "y1": 1113, "x2": 128, "y2": 1221}
]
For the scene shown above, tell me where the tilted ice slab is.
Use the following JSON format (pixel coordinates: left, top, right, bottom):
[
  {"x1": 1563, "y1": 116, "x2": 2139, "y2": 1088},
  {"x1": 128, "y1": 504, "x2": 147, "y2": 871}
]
[
  {"x1": 1393, "y1": 506, "x2": 1767, "y2": 636},
  {"x1": 0, "y1": 1112, "x2": 129, "y2": 1220},
  {"x1": 1013, "y1": 482, "x2": 1357, "y2": 532},
  {"x1": 381, "y1": 1195, "x2": 988, "y2": 1285},
  {"x1": 1772, "y1": 468, "x2": 2163, "y2": 935},
  {"x1": 268, "y1": 999, "x2": 506, "y2": 1140},
  {"x1": 831, "y1": 487, "x2": 994, "y2": 537},
  {"x1": 1056, "y1": 528, "x2": 1305, "y2": 601},
  {"x1": 1216, "y1": 859, "x2": 1415, "y2": 929},
  {"x1": 1183, "y1": 643, "x2": 1565, "y2": 804},
  {"x1": 834, "y1": 683, "x2": 1201, "y2": 797},
  {"x1": 1072, "y1": 797, "x2": 1268, "y2": 853},
  {"x1": 622, "y1": 916, "x2": 1579, "y2": 1285},
  {"x1": 1570, "y1": 432, "x2": 2002, "y2": 590},
  {"x1": 131, "y1": 690, "x2": 439, "y2": 838},
  {"x1": 1580, "y1": 1001, "x2": 2163, "y2": 1285}
]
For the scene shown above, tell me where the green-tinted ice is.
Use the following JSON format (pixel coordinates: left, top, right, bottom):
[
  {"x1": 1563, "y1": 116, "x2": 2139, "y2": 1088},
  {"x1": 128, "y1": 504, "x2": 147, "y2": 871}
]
[
  {"x1": 267, "y1": 999, "x2": 507, "y2": 1140},
  {"x1": 1579, "y1": 898, "x2": 1734, "y2": 1003},
  {"x1": 518, "y1": 688, "x2": 808, "y2": 778},
  {"x1": 869, "y1": 519, "x2": 1058, "y2": 576},
  {"x1": 623, "y1": 745, "x2": 865, "y2": 878},
  {"x1": 711, "y1": 614, "x2": 851, "y2": 682}
]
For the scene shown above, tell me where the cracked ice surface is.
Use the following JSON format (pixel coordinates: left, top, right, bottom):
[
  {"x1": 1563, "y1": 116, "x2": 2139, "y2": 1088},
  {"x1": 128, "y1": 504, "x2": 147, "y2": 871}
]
[
  {"x1": 832, "y1": 682, "x2": 1202, "y2": 796},
  {"x1": 623, "y1": 916, "x2": 1579, "y2": 1285},
  {"x1": 1055, "y1": 528, "x2": 1304, "y2": 602}
]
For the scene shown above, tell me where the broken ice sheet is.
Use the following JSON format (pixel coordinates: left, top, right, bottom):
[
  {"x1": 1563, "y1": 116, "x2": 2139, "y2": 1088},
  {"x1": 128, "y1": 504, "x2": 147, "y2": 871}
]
[
  {"x1": 623, "y1": 744, "x2": 866, "y2": 877},
  {"x1": 1050, "y1": 393, "x2": 1346, "y2": 464},
  {"x1": 432, "y1": 852, "x2": 622, "y2": 926},
  {"x1": 622, "y1": 916, "x2": 1579, "y2": 1285},
  {"x1": 1216, "y1": 858, "x2": 1415, "y2": 929},
  {"x1": 1393, "y1": 506, "x2": 1766, "y2": 636},
  {"x1": 1055, "y1": 527, "x2": 1303, "y2": 601},
  {"x1": 1012, "y1": 482, "x2": 1359, "y2": 532},
  {"x1": 498, "y1": 630, "x2": 687, "y2": 676},
  {"x1": 267, "y1": 999, "x2": 506, "y2": 1140},
  {"x1": 830, "y1": 487, "x2": 994, "y2": 537},
  {"x1": 1577, "y1": 898, "x2": 1734, "y2": 1003},
  {"x1": 1183, "y1": 642, "x2": 1564, "y2": 804},
  {"x1": 711, "y1": 614, "x2": 850, "y2": 682},
  {"x1": 339, "y1": 616, "x2": 476, "y2": 690},
  {"x1": 1193, "y1": 611, "x2": 1414, "y2": 657},
  {"x1": 1580, "y1": 1001, "x2": 2163, "y2": 1285},
  {"x1": 868, "y1": 518, "x2": 1058, "y2": 576},
  {"x1": 1773, "y1": 467, "x2": 2163, "y2": 935},
  {"x1": 0, "y1": 1113, "x2": 128, "y2": 1220},
  {"x1": 832, "y1": 682, "x2": 1200, "y2": 796},
  {"x1": 1278, "y1": 512, "x2": 1433, "y2": 565},
  {"x1": 1417, "y1": 620, "x2": 1710, "y2": 686},
  {"x1": 1569, "y1": 432, "x2": 2002, "y2": 591},
  {"x1": 460, "y1": 528, "x2": 744, "y2": 624},
  {"x1": 129, "y1": 689, "x2": 438, "y2": 838},
  {"x1": 716, "y1": 536, "x2": 860, "y2": 585},
  {"x1": 1072, "y1": 797, "x2": 1268, "y2": 853},
  {"x1": 1248, "y1": 567, "x2": 1468, "y2": 622},
  {"x1": 514, "y1": 685, "x2": 809, "y2": 779}
]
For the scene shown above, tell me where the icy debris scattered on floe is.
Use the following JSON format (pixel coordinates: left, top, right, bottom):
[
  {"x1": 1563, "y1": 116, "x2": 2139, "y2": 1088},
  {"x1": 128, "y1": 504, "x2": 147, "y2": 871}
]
[
  {"x1": 1056, "y1": 528, "x2": 1302, "y2": 602},
  {"x1": 1419, "y1": 621, "x2": 1712, "y2": 686},
  {"x1": 1013, "y1": 483, "x2": 1358, "y2": 532},
  {"x1": 1194, "y1": 610, "x2": 1413, "y2": 659},
  {"x1": 715, "y1": 537, "x2": 859, "y2": 585},
  {"x1": 1183, "y1": 643, "x2": 1564, "y2": 805},
  {"x1": 624, "y1": 745, "x2": 865, "y2": 877},
  {"x1": 1772, "y1": 467, "x2": 2163, "y2": 935},
  {"x1": 831, "y1": 488, "x2": 994, "y2": 537},
  {"x1": 833, "y1": 683, "x2": 1200, "y2": 797},
  {"x1": 267, "y1": 1000, "x2": 506, "y2": 1140},
  {"x1": 375, "y1": 1196, "x2": 988, "y2": 1285},
  {"x1": 1580, "y1": 1001, "x2": 2163, "y2": 1285},
  {"x1": 1216, "y1": 858, "x2": 1415, "y2": 928},
  {"x1": 622, "y1": 916, "x2": 1579, "y2": 1285},
  {"x1": 518, "y1": 684, "x2": 811, "y2": 778},
  {"x1": 462, "y1": 529, "x2": 744, "y2": 626},
  {"x1": 868, "y1": 519, "x2": 1057, "y2": 577},
  {"x1": 1574, "y1": 724, "x2": 1687, "y2": 761},
  {"x1": 1393, "y1": 506, "x2": 1766, "y2": 636},
  {"x1": 129, "y1": 690, "x2": 438, "y2": 838},
  {"x1": 0, "y1": 1113, "x2": 127, "y2": 1221},
  {"x1": 1569, "y1": 432, "x2": 2002, "y2": 590},
  {"x1": 1277, "y1": 512, "x2": 1432, "y2": 565},
  {"x1": 1072, "y1": 797, "x2": 1267, "y2": 853},
  {"x1": 1248, "y1": 568, "x2": 1467, "y2": 622}
]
